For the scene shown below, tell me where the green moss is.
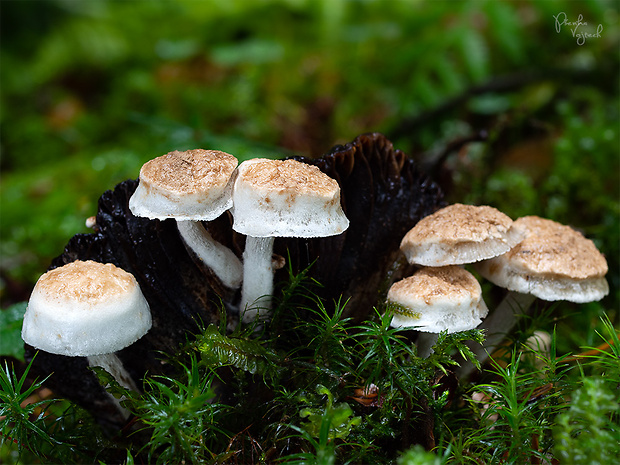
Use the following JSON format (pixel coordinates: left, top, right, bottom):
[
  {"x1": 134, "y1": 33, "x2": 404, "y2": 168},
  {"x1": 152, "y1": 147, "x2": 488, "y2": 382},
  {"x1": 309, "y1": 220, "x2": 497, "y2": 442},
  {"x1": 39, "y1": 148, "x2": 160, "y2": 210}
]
[{"x1": 386, "y1": 301, "x2": 421, "y2": 320}]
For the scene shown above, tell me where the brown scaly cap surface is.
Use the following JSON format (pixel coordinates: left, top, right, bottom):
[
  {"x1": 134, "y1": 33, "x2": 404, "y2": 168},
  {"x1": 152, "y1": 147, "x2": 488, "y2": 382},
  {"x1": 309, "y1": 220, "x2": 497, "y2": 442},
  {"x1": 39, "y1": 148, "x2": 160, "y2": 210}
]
[
  {"x1": 35, "y1": 260, "x2": 136, "y2": 303},
  {"x1": 400, "y1": 203, "x2": 524, "y2": 266},
  {"x1": 239, "y1": 159, "x2": 340, "y2": 196},
  {"x1": 139, "y1": 149, "x2": 238, "y2": 195},
  {"x1": 389, "y1": 265, "x2": 482, "y2": 306},
  {"x1": 501, "y1": 216, "x2": 608, "y2": 279},
  {"x1": 402, "y1": 203, "x2": 514, "y2": 245}
]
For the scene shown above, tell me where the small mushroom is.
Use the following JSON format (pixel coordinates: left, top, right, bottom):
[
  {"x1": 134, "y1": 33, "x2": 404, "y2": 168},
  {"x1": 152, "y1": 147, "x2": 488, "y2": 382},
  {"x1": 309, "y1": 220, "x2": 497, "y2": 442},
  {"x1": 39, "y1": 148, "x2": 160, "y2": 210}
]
[
  {"x1": 232, "y1": 158, "x2": 349, "y2": 322},
  {"x1": 21, "y1": 260, "x2": 152, "y2": 415},
  {"x1": 400, "y1": 203, "x2": 525, "y2": 266},
  {"x1": 524, "y1": 330, "x2": 553, "y2": 372},
  {"x1": 386, "y1": 266, "x2": 489, "y2": 358},
  {"x1": 476, "y1": 216, "x2": 609, "y2": 302},
  {"x1": 85, "y1": 215, "x2": 97, "y2": 230},
  {"x1": 458, "y1": 216, "x2": 609, "y2": 376},
  {"x1": 129, "y1": 149, "x2": 243, "y2": 289}
]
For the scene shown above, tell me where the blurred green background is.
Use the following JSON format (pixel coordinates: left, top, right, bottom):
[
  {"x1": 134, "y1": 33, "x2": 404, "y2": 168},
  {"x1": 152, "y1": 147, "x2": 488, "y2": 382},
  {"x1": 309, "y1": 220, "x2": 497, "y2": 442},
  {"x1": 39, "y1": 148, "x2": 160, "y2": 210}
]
[{"x1": 1, "y1": 0, "x2": 618, "y2": 326}]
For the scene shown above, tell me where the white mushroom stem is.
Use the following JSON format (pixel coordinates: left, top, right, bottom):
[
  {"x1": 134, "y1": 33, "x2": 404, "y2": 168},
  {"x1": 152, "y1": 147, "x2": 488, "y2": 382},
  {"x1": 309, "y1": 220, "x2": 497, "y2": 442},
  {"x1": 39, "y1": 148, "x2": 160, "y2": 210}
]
[
  {"x1": 457, "y1": 291, "x2": 536, "y2": 378},
  {"x1": 176, "y1": 220, "x2": 243, "y2": 289},
  {"x1": 417, "y1": 333, "x2": 439, "y2": 359},
  {"x1": 240, "y1": 235, "x2": 275, "y2": 323},
  {"x1": 523, "y1": 330, "x2": 553, "y2": 372},
  {"x1": 87, "y1": 353, "x2": 139, "y2": 392},
  {"x1": 87, "y1": 353, "x2": 139, "y2": 419}
]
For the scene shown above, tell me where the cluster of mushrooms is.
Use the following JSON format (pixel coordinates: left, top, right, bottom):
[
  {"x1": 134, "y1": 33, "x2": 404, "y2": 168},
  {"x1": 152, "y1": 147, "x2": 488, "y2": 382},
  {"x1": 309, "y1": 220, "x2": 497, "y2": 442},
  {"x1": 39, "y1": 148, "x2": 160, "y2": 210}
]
[
  {"x1": 21, "y1": 149, "x2": 349, "y2": 404},
  {"x1": 20, "y1": 148, "x2": 610, "y2": 406},
  {"x1": 127, "y1": 149, "x2": 349, "y2": 319},
  {"x1": 385, "y1": 203, "x2": 609, "y2": 367}
]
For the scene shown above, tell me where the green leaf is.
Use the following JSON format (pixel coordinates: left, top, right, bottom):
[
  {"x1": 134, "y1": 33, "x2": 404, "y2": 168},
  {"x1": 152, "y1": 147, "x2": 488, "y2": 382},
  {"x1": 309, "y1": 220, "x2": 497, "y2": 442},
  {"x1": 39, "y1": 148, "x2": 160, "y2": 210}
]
[
  {"x1": 299, "y1": 384, "x2": 361, "y2": 441},
  {"x1": 211, "y1": 39, "x2": 284, "y2": 66},
  {"x1": 0, "y1": 302, "x2": 27, "y2": 360},
  {"x1": 459, "y1": 27, "x2": 489, "y2": 82}
]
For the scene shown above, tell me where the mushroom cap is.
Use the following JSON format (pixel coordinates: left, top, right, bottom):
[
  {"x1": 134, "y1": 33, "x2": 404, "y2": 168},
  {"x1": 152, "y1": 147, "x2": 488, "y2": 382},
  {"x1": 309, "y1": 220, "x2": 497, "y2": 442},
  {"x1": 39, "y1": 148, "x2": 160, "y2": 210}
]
[
  {"x1": 129, "y1": 149, "x2": 238, "y2": 221},
  {"x1": 474, "y1": 216, "x2": 609, "y2": 303},
  {"x1": 400, "y1": 203, "x2": 525, "y2": 266},
  {"x1": 22, "y1": 260, "x2": 152, "y2": 357},
  {"x1": 387, "y1": 265, "x2": 488, "y2": 333},
  {"x1": 231, "y1": 158, "x2": 350, "y2": 238}
]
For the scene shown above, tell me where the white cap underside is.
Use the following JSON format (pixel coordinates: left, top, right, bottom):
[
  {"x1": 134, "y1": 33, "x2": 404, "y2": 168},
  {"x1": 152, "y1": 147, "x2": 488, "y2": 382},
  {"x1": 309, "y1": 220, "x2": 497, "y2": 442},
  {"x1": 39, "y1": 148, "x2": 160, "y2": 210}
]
[
  {"x1": 403, "y1": 226, "x2": 524, "y2": 266},
  {"x1": 475, "y1": 258, "x2": 609, "y2": 303},
  {"x1": 129, "y1": 177, "x2": 234, "y2": 221}
]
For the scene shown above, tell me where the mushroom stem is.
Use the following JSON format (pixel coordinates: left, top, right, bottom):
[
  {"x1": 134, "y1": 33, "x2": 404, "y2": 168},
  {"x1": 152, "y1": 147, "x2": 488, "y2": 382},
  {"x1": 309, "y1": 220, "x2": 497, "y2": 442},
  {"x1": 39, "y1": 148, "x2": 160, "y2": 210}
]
[
  {"x1": 240, "y1": 235, "x2": 275, "y2": 323},
  {"x1": 417, "y1": 332, "x2": 439, "y2": 359},
  {"x1": 457, "y1": 291, "x2": 536, "y2": 378},
  {"x1": 87, "y1": 353, "x2": 139, "y2": 392},
  {"x1": 176, "y1": 220, "x2": 243, "y2": 289},
  {"x1": 87, "y1": 353, "x2": 139, "y2": 419}
]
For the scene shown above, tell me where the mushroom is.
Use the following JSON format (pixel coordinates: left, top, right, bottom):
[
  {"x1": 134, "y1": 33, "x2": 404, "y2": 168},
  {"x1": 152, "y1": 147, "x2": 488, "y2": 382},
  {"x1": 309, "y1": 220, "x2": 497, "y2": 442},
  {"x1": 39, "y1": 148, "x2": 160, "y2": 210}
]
[
  {"x1": 129, "y1": 149, "x2": 243, "y2": 289},
  {"x1": 386, "y1": 266, "x2": 489, "y2": 358},
  {"x1": 476, "y1": 216, "x2": 609, "y2": 302},
  {"x1": 458, "y1": 216, "x2": 609, "y2": 376},
  {"x1": 21, "y1": 260, "x2": 152, "y2": 414},
  {"x1": 523, "y1": 330, "x2": 553, "y2": 372},
  {"x1": 231, "y1": 158, "x2": 349, "y2": 322},
  {"x1": 400, "y1": 203, "x2": 525, "y2": 267},
  {"x1": 396, "y1": 204, "x2": 521, "y2": 358}
]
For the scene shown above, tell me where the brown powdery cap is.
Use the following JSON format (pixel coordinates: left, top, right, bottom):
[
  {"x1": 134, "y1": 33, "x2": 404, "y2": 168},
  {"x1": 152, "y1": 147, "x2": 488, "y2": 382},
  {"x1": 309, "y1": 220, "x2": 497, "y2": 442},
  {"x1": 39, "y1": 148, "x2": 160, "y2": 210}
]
[
  {"x1": 387, "y1": 265, "x2": 488, "y2": 333},
  {"x1": 21, "y1": 260, "x2": 152, "y2": 357},
  {"x1": 400, "y1": 204, "x2": 525, "y2": 266},
  {"x1": 232, "y1": 158, "x2": 349, "y2": 238},
  {"x1": 34, "y1": 260, "x2": 135, "y2": 303},
  {"x1": 240, "y1": 159, "x2": 339, "y2": 196},
  {"x1": 129, "y1": 149, "x2": 238, "y2": 221},
  {"x1": 475, "y1": 216, "x2": 609, "y2": 303}
]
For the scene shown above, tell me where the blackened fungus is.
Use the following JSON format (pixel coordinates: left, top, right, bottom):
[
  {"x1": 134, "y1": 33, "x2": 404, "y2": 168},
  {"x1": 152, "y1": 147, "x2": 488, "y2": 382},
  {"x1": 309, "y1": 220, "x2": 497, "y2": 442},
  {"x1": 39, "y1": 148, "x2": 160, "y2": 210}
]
[{"x1": 24, "y1": 132, "x2": 445, "y2": 430}]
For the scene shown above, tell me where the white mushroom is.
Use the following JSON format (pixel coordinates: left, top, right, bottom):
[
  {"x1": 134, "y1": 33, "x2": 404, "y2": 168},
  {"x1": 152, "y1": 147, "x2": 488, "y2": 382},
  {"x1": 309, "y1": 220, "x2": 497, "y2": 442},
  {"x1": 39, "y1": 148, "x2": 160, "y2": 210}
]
[
  {"x1": 232, "y1": 158, "x2": 349, "y2": 322},
  {"x1": 400, "y1": 203, "x2": 525, "y2": 267},
  {"x1": 129, "y1": 149, "x2": 243, "y2": 289},
  {"x1": 457, "y1": 216, "x2": 609, "y2": 377},
  {"x1": 475, "y1": 216, "x2": 609, "y2": 303},
  {"x1": 386, "y1": 266, "x2": 489, "y2": 358},
  {"x1": 21, "y1": 260, "x2": 152, "y2": 415}
]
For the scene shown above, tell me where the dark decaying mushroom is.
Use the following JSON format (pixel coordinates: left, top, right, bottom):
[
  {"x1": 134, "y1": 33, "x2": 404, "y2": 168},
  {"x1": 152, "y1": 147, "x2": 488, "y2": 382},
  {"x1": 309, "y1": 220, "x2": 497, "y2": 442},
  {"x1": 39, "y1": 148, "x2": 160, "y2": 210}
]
[{"x1": 24, "y1": 133, "x2": 445, "y2": 430}]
